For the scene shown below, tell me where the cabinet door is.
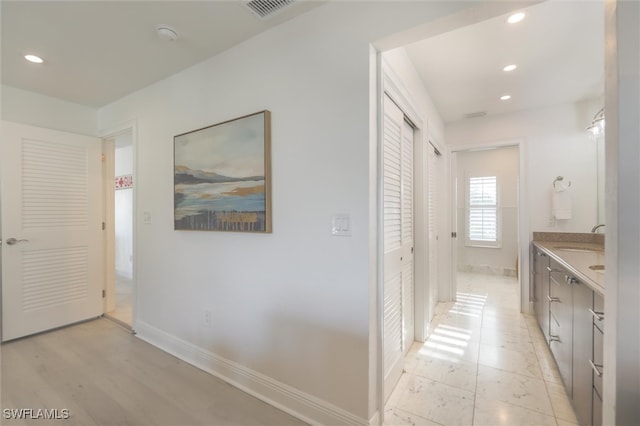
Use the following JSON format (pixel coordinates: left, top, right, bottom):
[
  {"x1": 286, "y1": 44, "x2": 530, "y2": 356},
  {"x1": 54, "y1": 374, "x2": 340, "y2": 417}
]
[
  {"x1": 593, "y1": 292, "x2": 605, "y2": 334},
  {"x1": 592, "y1": 389, "x2": 603, "y2": 426},
  {"x1": 592, "y1": 308, "x2": 604, "y2": 426},
  {"x1": 572, "y1": 281, "x2": 594, "y2": 426},
  {"x1": 533, "y1": 248, "x2": 550, "y2": 341},
  {"x1": 593, "y1": 323, "x2": 604, "y2": 399},
  {"x1": 549, "y1": 259, "x2": 573, "y2": 395}
]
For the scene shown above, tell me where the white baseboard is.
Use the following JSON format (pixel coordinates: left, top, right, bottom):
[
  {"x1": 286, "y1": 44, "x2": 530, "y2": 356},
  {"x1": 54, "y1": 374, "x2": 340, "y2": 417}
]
[
  {"x1": 368, "y1": 411, "x2": 381, "y2": 426},
  {"x1": 134, "y1": 320, "x2": 368, "y2": 426},
  {"x1": 458, "y1": 264, "x2": 517, "y2": 277}
]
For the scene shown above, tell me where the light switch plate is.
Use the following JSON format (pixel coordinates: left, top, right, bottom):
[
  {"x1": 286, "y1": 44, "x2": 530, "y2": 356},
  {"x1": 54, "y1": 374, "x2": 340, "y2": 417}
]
[
  {"x1": 143, "y1": 210, "x2": 152, "y2": 224},
  {"x1": 331, "y1": 214, "x2": 351, "y2": 236}
]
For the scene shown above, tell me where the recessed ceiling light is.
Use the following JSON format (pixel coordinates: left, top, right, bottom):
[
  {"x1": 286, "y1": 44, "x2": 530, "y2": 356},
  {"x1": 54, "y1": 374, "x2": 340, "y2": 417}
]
[
  {"x1": 507, "y1": 12, "x2": 526, "y2": 24},
  {"x1": 24, "y1": 54, "x2": 44, "y2": 64},
  {"x1": 503, "y1": 64, "x2": 517, "y2": 72},
  {"x1": 500, "y1": 95, "x2": 512, "y2": 101},
  {"x1": 156, "y1": 25, "x2": 178, "y2": 42}
]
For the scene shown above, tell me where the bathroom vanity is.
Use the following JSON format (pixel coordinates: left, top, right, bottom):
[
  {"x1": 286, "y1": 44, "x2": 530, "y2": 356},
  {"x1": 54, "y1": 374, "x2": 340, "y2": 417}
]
[{"x1": 531, "y1": 232, "x2": 604, "y2": 426}]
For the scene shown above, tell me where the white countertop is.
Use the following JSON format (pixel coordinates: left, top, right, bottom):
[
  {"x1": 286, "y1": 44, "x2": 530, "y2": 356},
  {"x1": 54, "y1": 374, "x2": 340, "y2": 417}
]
[{"x1": 532, "y1": 240, "x2": 605, "y2": 296}]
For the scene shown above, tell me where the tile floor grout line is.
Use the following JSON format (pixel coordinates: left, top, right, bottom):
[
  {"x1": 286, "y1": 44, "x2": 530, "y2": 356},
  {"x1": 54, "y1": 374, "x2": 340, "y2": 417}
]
[
  {"x1": 470, "y1": 287, "x2": 487, "y2": 426},
  {"x1": 527, "y1": 321, "x2": 572, "y2": 426},
  {"x1": 523, "y1": 317, "x2": 562, "y2": 426}
]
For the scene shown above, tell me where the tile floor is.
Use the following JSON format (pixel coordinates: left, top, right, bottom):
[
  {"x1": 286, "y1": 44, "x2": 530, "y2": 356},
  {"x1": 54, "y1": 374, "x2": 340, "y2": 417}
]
[{"x1": 384, "y1": 272, "x2": 579, "y2": 426}]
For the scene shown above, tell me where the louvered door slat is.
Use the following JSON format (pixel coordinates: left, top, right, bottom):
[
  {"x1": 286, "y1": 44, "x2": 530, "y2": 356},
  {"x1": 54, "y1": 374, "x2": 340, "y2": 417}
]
[
  {"x1": 383, "y1": 272, "x2": 403, "y2": 372},
  {"x1": 22, "y1": 138, "x2": 89, "y2": 229},
  {"x1": 401, "y1": 120, "x2": 413, "y2": 244},
  {"x1": 402, "y1": 258, "x2": 414, "y2": 353},
  {"x1": 383, "y1": 114, "x2": 402, "y2": 253}
]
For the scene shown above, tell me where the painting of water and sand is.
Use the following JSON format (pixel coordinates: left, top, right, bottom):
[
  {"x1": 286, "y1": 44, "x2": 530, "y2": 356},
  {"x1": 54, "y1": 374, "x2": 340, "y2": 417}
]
[{"x1": 174, "y1": 111, "x2": 271, "y2": 232}]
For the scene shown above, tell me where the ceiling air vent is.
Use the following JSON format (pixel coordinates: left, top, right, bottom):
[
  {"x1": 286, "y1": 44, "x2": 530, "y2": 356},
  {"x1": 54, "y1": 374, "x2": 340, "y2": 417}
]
[
  {"x1": 464, "y1": 111, "x2": 487, "y2": 119},
  {"x1": 243, "y1": 0, "x2": 296, "y2": 20}
]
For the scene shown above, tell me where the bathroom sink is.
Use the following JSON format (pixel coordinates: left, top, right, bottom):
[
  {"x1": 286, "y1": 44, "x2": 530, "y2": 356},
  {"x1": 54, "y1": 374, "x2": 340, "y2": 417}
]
[{"x1": 589, "y1": 264, "x2": 605, "y2": 271}]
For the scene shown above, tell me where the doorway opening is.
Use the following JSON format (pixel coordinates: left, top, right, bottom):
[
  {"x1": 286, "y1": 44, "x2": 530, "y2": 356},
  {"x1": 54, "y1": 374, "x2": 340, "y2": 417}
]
[
  {"x1": 104, "y1": 130, "x2": 134, "y2": 328},
  {"x1": 379, "y1": 62, "x2": 444, "y2": 405},
  {"x1": 451, "y1": 144, "x2": 521, "y2": 309}
]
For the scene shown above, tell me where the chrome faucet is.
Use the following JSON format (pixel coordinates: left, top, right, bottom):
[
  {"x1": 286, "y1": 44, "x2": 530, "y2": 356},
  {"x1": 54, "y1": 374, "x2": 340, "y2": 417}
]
[{"x1": 591, "y1": 224, "x2": 605, "y2": 233}]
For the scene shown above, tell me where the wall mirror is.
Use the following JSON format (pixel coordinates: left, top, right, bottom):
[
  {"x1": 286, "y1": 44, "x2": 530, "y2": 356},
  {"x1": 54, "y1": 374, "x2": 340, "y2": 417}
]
[{"x1": 588, "y1": 108, "x2": 605, "y2": 225}]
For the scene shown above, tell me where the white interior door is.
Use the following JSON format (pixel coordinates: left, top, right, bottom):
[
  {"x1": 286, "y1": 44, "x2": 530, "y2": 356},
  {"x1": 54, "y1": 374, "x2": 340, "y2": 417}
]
[
  {"x1": 103, "y1": 138, "x2": 116, "y2": 314},
  {"x1": 400, "y1": 117, "x2": 414, "y2": 355},
  {"x1": 382, "y1": 94, "x2": 414, "y2": 401},
  {"x1": 450, "y1": 152, "x2": 459, "y2": 302},
  {"x1": 427, "y1": 143, "x2": 441, "y2": 320},
  {"x1": 1, "y1": 121, "x2": 103, "y2": 341}
]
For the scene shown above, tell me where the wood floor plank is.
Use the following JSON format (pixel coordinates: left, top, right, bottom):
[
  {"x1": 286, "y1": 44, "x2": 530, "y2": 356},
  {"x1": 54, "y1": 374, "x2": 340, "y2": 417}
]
[{"x1": 1, "y1": 319, "x2": 307, "y2": 426}]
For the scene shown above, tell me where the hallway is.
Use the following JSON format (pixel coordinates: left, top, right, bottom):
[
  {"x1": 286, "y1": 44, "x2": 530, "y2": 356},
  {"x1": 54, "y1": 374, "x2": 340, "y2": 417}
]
[
  {"x1": 385, "y1": 272, "x2": 579, "y2": 426},
  {"x1": 106, "y1": 274, "x2": 133, "y2": 326}
]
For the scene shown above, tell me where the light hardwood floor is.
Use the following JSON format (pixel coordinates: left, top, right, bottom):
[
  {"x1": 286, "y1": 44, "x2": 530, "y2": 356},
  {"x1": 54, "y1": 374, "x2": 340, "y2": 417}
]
[{"x1": 1, "y1": 319, "x2": 306, "y2": 426}]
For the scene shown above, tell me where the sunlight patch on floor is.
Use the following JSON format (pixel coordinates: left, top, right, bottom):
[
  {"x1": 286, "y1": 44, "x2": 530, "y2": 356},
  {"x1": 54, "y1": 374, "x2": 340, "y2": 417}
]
[{"x1": 416, "y1": 293, "x2": 486, "y2": 360}]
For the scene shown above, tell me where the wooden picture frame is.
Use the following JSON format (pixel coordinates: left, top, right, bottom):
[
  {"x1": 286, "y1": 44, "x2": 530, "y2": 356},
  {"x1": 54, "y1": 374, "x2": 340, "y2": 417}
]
[{"x1": 174, "y1": 111, "x2": 271, "y2": 232}]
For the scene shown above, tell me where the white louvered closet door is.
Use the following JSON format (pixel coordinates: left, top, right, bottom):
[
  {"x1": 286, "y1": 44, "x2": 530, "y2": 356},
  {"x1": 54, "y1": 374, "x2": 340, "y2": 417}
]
[
  {"x1": 1, "y1": 122, "x2": 103, "y2": 341},
  {"x1": 400, "y1": 116, "x2": 414, "y2": 356},
  {"x1": 427, "y1": 144, "x2": 441, "y2": 320},
  {"x1": 382, "y1": 95, "x2": 414, "y2": 401}
]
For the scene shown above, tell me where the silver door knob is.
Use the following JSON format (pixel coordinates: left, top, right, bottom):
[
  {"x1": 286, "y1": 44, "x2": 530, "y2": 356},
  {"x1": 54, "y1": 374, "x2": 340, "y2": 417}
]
[{"x1": 5, "y1": 237, "x2": 29, "y2": 245}]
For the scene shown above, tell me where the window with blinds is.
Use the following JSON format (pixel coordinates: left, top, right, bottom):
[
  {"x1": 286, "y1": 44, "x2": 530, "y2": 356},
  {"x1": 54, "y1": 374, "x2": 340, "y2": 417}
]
[{"x1": 466, "y1": 176, "x2": 500, "y2": 247}]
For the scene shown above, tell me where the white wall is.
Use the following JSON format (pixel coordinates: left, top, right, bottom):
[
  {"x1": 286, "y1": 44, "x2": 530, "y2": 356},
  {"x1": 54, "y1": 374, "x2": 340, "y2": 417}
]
[
  {"x1": 115, "y1": 143, "x2": 133, "y2": 279},
  {"x1": 456, "y1": 146, "x2": 519, "y2": 275},
  {"x1": 1, "y1": 85, "x2": 98, "y2": 136},
  {"x1": 603, "y1": 0, "x2": 640, "y2": 423},
  {"x1": 381, "y1": 48, "x2": 445, "y2": 143},
  {"x1": 97, "y1": 2, "x2": 476, "y2": 422},
  {"x1": 446, "y1": 100, "x2": 602, "y2": 236}
]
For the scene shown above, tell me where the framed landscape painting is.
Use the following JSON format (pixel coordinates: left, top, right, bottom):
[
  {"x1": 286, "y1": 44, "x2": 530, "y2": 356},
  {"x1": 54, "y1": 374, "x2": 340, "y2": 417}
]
[{"x1": 174, "y1": 111, "x2": 272, "y2": 233}]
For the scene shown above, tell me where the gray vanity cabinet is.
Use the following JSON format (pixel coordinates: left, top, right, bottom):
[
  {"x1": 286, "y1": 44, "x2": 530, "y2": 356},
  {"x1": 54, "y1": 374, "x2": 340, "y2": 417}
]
[
  {"x1": 533, "y1": 248, "x2": 550, "y2": 342},
  {"x1": 548, "y1": 258, "x2": 573, "y2": 394},
  {"x1": 592, "y1": 293, "x2": 605, "y2": 426},
  {"x1": 531, "y1": 243, "x2": 605, "y2": 426},
  {"x1": 592, "y1": 391, "x2": 603, "y2": 426},
  {"x1": 549, "y1": 259, "x2": 596, "y2": 425},
  {"x1": 573, "y1": 279, "x2": 595, "y2": 426}
]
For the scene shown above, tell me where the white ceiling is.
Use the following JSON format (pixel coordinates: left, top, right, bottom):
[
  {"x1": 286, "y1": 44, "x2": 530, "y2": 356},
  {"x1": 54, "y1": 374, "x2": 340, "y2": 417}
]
[
  {"x1": 2, "y1": 1, "x2": 604, "y2": 122},
  {"x1": 404, "y1": 0, "x2": 605, "y2": 123},
  {"x1": 1, "y1": 0, "x2": 325, "y2": 107}
]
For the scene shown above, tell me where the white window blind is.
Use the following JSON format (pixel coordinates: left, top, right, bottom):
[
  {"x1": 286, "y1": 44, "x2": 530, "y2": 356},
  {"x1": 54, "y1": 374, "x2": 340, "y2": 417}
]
[{"x1": 467, "y1": 176, "x2": 499, "y2": 246}]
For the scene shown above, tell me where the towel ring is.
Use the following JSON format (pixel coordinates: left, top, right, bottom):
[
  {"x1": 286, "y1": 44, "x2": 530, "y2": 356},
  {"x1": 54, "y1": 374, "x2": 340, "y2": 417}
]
[{"x1": 553, "y1": 176, "x2": 571, "y2": 191}]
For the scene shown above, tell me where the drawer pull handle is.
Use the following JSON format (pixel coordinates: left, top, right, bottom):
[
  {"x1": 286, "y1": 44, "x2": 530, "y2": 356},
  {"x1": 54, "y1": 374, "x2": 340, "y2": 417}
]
[
  {"x1": 589, "y1": 309, "x2": 605, "y2": 321},
  {"x1": 565, "y1": 275, "x2": 579, "y2": 284},
  {"x1": 549, "y1": 334, "x2": 560, "y2": 343},
  {"x1": 547, "y1": 267, "x2": 564, "y2": 273},
  {"x1": 590, "y1": 359, "x2": 603, "y2": 377},
  {"x1": 547, "y1": 295, "x2": 560, "y2": 303}
]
